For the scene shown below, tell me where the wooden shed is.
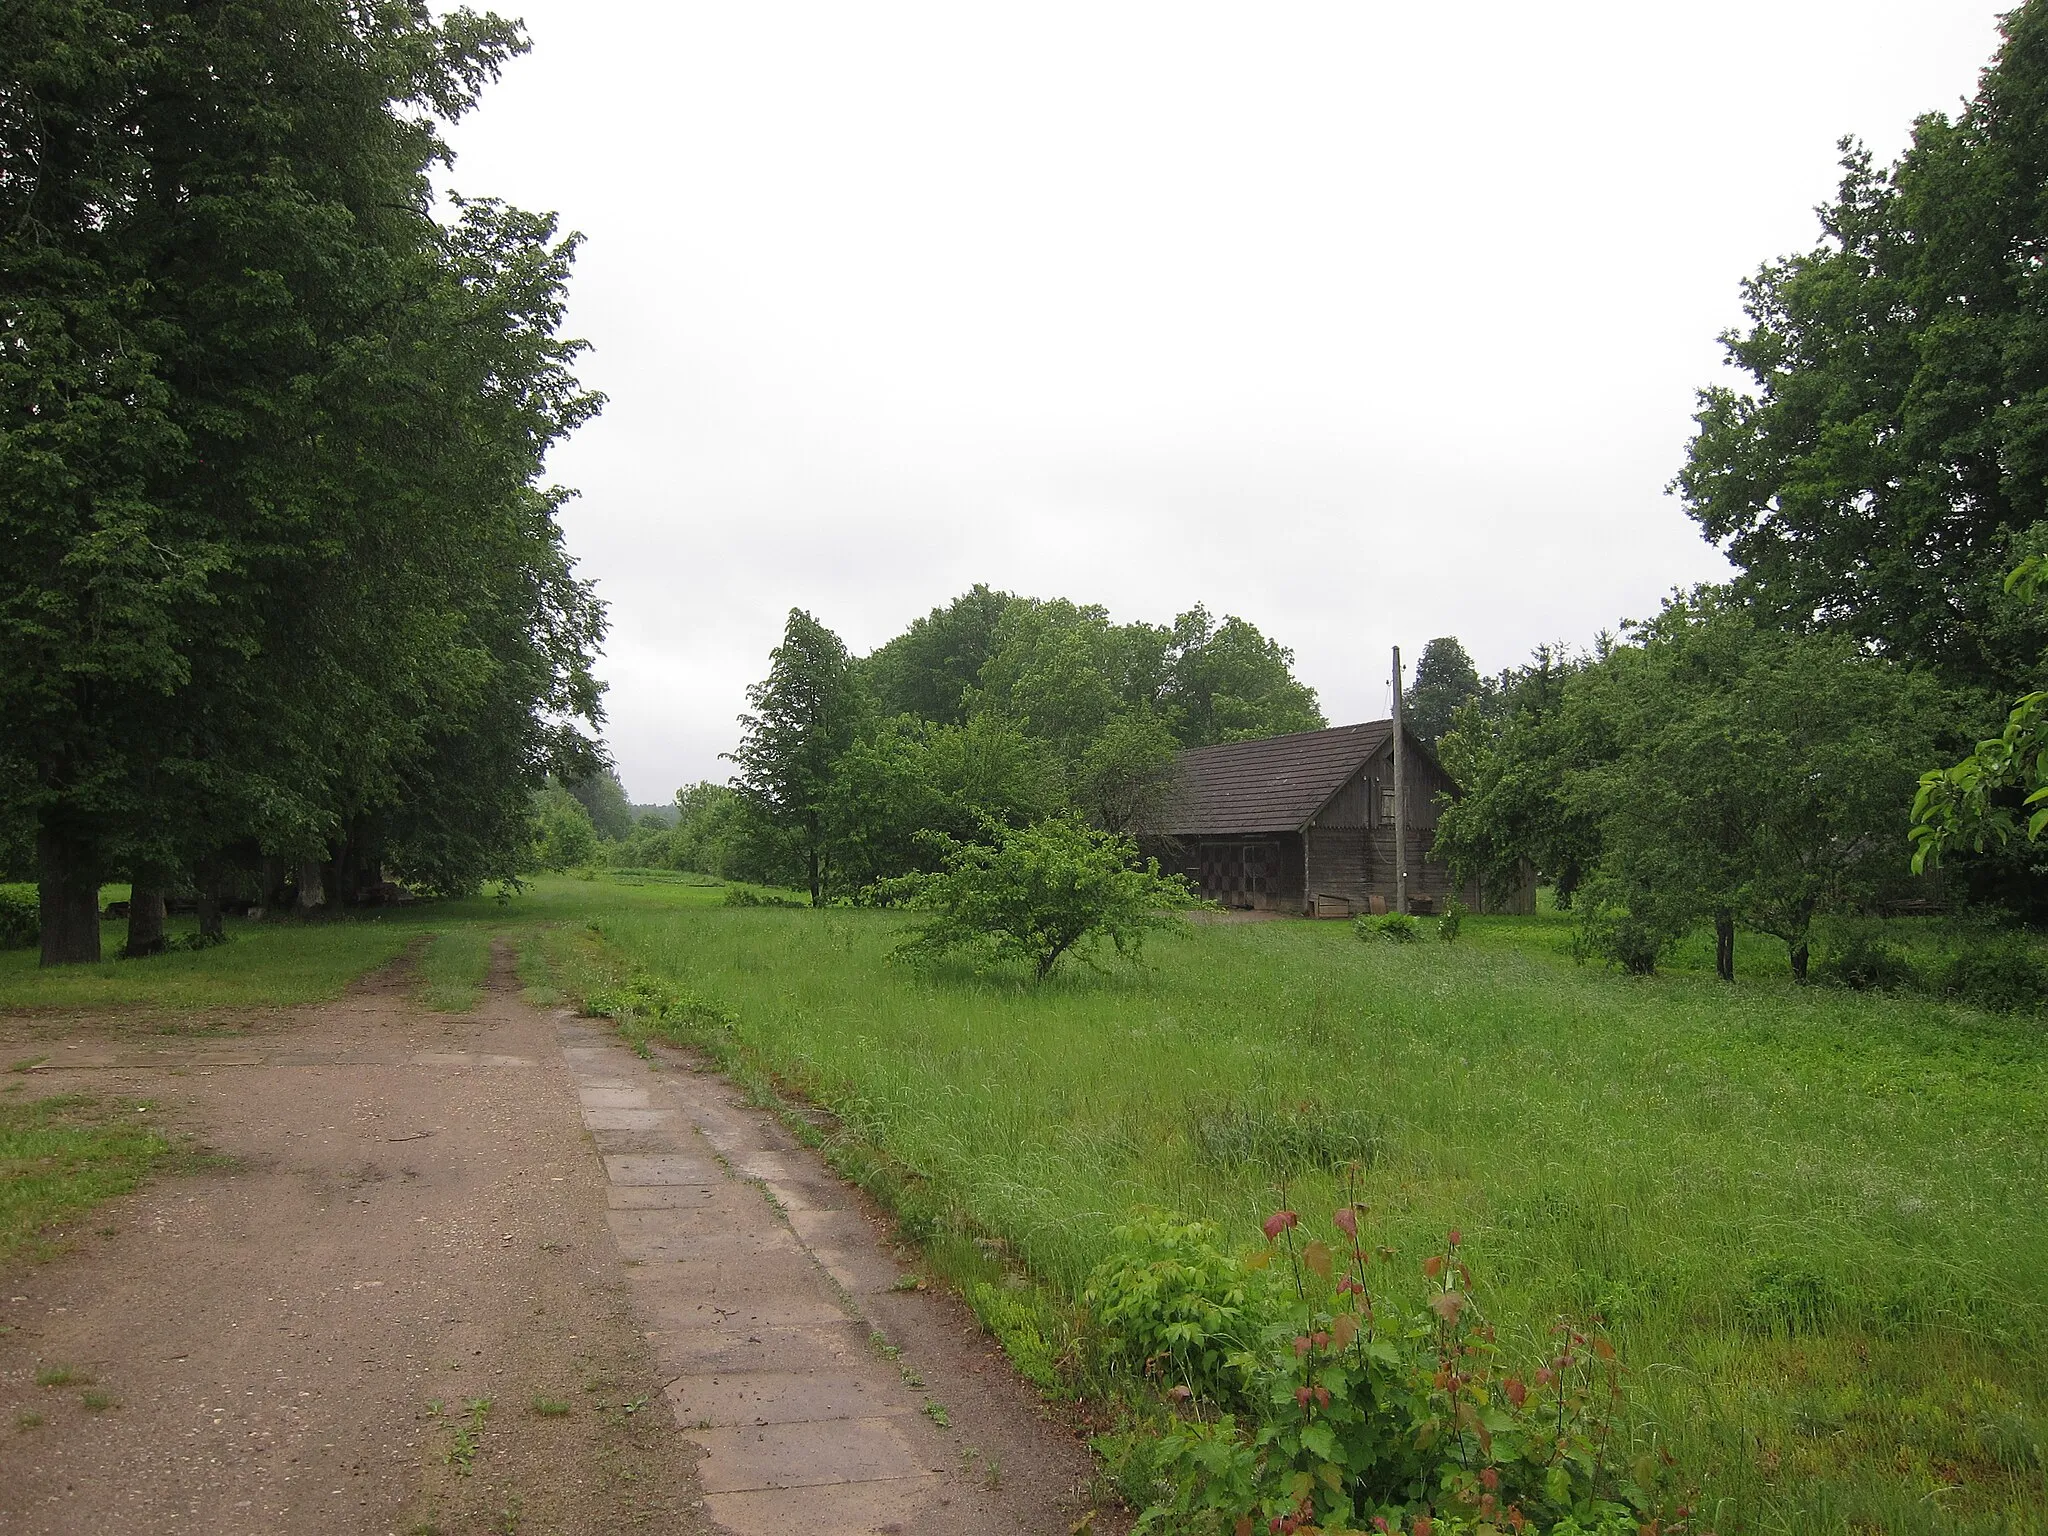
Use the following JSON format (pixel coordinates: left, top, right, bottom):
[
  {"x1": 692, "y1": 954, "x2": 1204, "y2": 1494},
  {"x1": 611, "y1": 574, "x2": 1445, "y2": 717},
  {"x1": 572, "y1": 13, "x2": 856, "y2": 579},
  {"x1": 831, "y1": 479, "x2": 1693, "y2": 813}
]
[{"x1": 1149, "y1": 720, "x2": 1482, "y2": 917}]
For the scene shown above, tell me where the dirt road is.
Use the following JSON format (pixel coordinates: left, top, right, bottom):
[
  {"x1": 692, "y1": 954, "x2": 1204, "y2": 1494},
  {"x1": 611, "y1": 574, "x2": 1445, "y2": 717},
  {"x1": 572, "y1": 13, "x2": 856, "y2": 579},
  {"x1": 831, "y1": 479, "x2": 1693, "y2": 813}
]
[{"x1": 0, "y1": 950, "x2": 1105, "y2": 1535}]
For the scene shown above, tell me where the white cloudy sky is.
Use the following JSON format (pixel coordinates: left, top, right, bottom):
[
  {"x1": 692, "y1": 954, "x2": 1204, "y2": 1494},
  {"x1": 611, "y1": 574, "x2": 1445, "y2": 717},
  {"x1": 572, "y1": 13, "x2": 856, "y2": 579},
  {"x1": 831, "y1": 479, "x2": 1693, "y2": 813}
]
[{"x1": 440, "y1": 1, "x2": 2011, "y2": 803}]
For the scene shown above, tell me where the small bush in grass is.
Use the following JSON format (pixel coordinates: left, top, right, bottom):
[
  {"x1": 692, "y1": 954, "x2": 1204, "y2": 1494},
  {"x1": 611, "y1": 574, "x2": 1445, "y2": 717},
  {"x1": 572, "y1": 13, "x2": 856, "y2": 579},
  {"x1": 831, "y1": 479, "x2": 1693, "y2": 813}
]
[
  {"x1": 723, "y1": 886, "x2": 805, "y2": 909},
  {"x1": 1939, "y1": 939, "x2": 2048, "y2": 1013},
  {"x1": 886, "y1": 816, "x2": 1199, "y2": 981},
  {"x1": 0, "y1": 886, "x2": 37, "y2": 951},
  {"x1": 1812, "y1": 934, "x2": 1921, "y2": 992},
  {"x1": 1090, "y1": 1205, "x2": 1684, "y2": 1535},
  {"x1": 1437, "y1": 896, "x2": 1465, "y2": 941},
  {"x1": 1353, "y1": 911, "x2": 1418, "y2": 944}
]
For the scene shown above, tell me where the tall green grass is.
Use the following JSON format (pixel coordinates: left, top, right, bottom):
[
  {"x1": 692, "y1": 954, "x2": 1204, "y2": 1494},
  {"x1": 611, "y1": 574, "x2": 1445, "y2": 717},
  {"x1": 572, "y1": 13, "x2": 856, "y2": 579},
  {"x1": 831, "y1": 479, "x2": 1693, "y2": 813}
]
[{"x1": 584, "y1": 906, "x2": 2048, "y2": 1535}]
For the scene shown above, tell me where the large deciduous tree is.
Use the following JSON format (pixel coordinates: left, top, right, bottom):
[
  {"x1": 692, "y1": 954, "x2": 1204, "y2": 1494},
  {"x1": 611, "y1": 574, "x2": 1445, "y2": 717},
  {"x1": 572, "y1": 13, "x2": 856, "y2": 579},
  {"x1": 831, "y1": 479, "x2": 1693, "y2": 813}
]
[
  {"x1": 2, "y1": 1, "x2": 605, "y2": 961},
  {"x1": 1405, "y1": 637, "x2": 1482, "y2": 750},
  {"x1": 728, "y1": 609, "x2": 863, "y2": 905},
  {"x1": 1674, "y1": 0, "x2": 2048, "y2": 699}
]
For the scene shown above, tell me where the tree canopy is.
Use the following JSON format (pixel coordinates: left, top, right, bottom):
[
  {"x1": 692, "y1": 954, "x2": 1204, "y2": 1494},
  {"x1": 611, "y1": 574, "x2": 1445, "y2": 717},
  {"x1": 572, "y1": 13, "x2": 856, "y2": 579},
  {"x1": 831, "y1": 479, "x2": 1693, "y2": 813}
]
[
  {"x1": 1674, "y1": 0, "x2": 2048, "y2": 698},
  {"x1": 2, "y1": 0, "x2": 605, "y2": 960}
]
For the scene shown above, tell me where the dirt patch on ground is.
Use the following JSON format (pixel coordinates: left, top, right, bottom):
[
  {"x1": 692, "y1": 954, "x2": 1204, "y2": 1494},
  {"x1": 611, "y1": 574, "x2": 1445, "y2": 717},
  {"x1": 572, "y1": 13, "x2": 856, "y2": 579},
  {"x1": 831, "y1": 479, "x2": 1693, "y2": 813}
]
[{"x1": 0, "y1": 947, "x2": 704, "y2": 1535}]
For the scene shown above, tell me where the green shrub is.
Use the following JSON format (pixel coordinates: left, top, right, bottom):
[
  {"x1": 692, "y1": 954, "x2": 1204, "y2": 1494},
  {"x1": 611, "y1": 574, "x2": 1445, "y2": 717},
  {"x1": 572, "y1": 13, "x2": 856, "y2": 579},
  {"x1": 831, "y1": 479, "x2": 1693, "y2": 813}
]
[
  {"x1": 1092, "y1": 1209, "x2": 1675, "y2": 1533},
  {"x1": 0, "y1": 886, "x2": 37, "y2": 951},
  {"x1": 1939, "y1": 939, "x2": 2048, "y2": 1013},
  {"x1": 1353, "y1": 911, "x2": 1418, "y2": 944},
  {"x1": 1437, "y1": 896, "x2": 1465, "y2": 942},
  {"x1": 888, "y1": 816, "x2": 1198, "y2": 980},
  {"x1": 968, "y1": 1281, "x2": 1064, "y2": 1391},
  {"x1": 1812, "y1": 934, "x2": 1921, "y2": 992},
  {"x1": 722, "y1": 886, "x2": 805, "y2": 908},
  {"x1": 1081, "y1": 1212, "x2": 1276, "y2": 1407}
]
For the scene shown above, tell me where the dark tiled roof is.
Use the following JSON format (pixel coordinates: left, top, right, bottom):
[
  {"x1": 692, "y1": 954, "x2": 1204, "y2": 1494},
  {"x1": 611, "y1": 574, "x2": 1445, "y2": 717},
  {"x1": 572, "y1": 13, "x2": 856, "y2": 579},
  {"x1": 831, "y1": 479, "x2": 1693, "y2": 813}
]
[{"x1": 1159, "y1": 721, "x2": 1392, "y2": 835}]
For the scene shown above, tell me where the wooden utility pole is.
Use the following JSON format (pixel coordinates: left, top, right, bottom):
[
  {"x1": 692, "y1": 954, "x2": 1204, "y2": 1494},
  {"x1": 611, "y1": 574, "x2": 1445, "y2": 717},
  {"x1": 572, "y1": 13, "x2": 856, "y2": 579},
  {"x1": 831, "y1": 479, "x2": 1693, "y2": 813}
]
[{"x1": 1391, "y1": 645, "x2": 1407, "y2": 915}]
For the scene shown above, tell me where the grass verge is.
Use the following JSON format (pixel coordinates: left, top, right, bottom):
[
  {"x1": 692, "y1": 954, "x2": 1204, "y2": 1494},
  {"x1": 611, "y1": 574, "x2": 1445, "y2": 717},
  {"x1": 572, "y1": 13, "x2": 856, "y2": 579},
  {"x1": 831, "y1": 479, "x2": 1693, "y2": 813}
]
[
  {"x1": 0, "y1": 1093, "x2": 175, "y2": 1263},
  {"x1": 541, "y1": 902, "x2": 2048, "y2": 1536}
]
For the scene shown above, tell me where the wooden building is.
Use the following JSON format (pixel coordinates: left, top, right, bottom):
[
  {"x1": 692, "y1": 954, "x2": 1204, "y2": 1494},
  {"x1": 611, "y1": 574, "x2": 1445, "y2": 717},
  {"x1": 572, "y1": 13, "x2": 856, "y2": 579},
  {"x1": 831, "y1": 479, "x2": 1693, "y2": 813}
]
[{"x1": 1150, "y1": 720, "x2": 1483, "y2": 917}]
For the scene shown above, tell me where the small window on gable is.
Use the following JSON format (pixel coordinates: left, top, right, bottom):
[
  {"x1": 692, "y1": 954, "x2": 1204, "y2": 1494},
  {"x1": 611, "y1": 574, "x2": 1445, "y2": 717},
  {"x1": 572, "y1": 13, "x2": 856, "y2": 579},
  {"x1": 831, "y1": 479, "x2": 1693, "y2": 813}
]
[{"x1": 1379, "y1": 786, "x2": 1397, "y2": 827}]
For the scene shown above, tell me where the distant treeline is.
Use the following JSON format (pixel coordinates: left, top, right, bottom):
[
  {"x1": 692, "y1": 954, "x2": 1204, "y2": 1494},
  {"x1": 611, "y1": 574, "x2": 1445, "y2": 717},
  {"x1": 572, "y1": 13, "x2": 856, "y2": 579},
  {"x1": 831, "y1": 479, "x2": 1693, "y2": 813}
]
[{"x1": 542, "y1": 587, "x2": 1324, "y2": 901}]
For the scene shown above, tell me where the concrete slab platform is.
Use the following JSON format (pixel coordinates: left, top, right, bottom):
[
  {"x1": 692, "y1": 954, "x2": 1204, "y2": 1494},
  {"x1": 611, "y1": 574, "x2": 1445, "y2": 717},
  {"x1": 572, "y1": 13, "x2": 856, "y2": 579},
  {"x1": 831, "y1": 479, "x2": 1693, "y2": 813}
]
[
  {"x1": 582, "y1": 1107, "x2": 677, "y2": 1132},
  {"x1": 603, "y1": 1153, "x2": 723, "y2": 1185},
  {"x1": 667, "y1": 1369, "x2": 913, "y2": 1428},
  {"x1": 605, "y1": 1184, "x2": 724, "y2": 1211},
  {"x1": 651, "y1": 1322, "x2": 869, "y2": 1375},
  {"x1": 702, "y1": 1475, "x2": 942, "y2": 1536},
  {"x1": 692, "y1": 1415, "x2": 937, "y2": 1492}
]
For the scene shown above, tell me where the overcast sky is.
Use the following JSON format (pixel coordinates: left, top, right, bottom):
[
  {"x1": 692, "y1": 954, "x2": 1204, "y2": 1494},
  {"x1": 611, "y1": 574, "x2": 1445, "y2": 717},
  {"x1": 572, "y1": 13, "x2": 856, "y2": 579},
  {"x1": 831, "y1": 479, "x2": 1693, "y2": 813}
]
[{"x1": 440, "y1": 1, "x2": 2011, "y2": 803}]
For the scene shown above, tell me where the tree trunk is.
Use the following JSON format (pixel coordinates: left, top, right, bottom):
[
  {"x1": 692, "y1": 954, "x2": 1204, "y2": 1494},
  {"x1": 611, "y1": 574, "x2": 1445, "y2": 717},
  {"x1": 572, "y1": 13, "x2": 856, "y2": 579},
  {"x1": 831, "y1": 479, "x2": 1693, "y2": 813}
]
[
  {"x1": 196, "y1": 887, "x2": 224, "y2": 943},
  {"x1": 296, "y1": 858, "x2": 326, "y2": 914},
  {"x1": 36, "y1": 821, "x2": 101, "y2": 967},
  {"x1": 125, "y1": 886, "x2": 168, "y2": 958},
  {"x1": 261, "y1": 856, "x2": 290, "y2": 915},
  {"x1": 1715, "y1": 911, "x2": 1735, "y2": 983},
  {"x1": 807, "y1": 833, "x2": 822, "y2": 907},
  {"x1": 1791, "y1": 939, "x2": 1809, "y2": 982}
]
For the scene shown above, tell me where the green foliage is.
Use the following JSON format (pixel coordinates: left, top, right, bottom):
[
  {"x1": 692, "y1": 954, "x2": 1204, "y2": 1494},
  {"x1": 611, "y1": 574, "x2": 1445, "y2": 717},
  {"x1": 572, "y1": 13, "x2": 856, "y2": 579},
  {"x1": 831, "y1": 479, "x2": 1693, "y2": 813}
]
[
  {"x1": 1082, "y1": 1213, "x2": 1277, "y2": 1406},
  {"x1": 825, "y1": 714, "x2": 1058, "y2": 891},
  {"x1": 728, "y1": 609, "x2": 863, "y2": 905},
  {"x1": 967, "y1": 1282, "x2": 1066, "y2": 1391},
  {"x1": 0, "y1": 0, "x2": 606, "y2": 952},
  {"x1": 1442, "y1": 597, "x2": 1947, "y2": 975},
  {"x1": 1355, "y1": 912, "x2": 1419, "y2": 944},
  {"x1": 0, "y1": 886, "x2": 37, "y2": 951},
  {"x1": 889, "y1": 817, "x2": 1199, "y2": 979},
  {"x1": 1160, "y1": 604, "x2": 1325, "y2": 747},
  {"x1": 1437, "y1": 897, "x2": 1465, "y2": 942},
  {"x1": 1185, "y1": 1096, "x2": 1381, "y2": 1177},
  {"x1": 531, "y1": 786, "x2": 600, "y2": 873},
  {"x1": 722, "y1": 886, "x2": 805, "y2": 909},
  {"x1": 862, "y1": 584, "x2": 1016, "y2": 726},
  {"x1": 1434, "y1": 648, "x2": 1601, "y2": 909},
  {"x1": 1096, "y1": 1213, "x2": 1665, "y2": 1535},
  {"x1": 1939, "y1": 938, "x2": 2048, "y2": 1013},
  {"x1": 1072, "y1": 710, "x2": 1180, "y2": 835},
  {"x1": 1812, "y1": 935, "x2": 1922, "y2": 993},
  {"x1": 563, "y1": 770, "x2": 635, "y2": 842},
  {"x1": 1406, "y1": 637, "x2": 1483, "y2": 749},
  {"x1": 1673, "y1": 4, "x2": 2048, "y2": 698}
]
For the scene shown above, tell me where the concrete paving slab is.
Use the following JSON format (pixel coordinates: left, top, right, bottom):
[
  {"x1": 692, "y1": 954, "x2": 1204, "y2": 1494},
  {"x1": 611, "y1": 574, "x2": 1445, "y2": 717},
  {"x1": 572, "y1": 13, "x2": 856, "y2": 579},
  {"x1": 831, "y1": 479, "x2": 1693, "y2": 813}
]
[
  {"x1": 810, "y1": 1244, "x2": 911, "y2": 1296},
  {"x1": 667, "y1": 1370, "x2": 912, "y2": 1428},
  {"x1": 637, "y1": 1283, "x2": 851, "y2": 1331},
  {"x1": 603, "y1": 1153, "x2": 724, "y2": 1185},
  {"x1": 651, "y1": 1322, "x2": 870, "y2": 1375},
  {"x1": 582, "y1": 1107, "x2": 677, "y2": 1131},
  {"x1": 578, "y1": 1087, "x2": 653, "y2": 1109},
  {"x1": 702, "y1": 1475, "x2": 943, "y2": 1536},
  {"x1": 692, "y1": 1415, "x2": 937, "y2": 1491},
  {"x1": 605, "y1": 1184, "x2": 724, "y2": 1210}
]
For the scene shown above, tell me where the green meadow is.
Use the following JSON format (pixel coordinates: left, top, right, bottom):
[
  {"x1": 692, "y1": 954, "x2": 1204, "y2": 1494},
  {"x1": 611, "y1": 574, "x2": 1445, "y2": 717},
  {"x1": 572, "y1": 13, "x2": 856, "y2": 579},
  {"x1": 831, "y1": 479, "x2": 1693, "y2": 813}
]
[{"x1": 3, "y1": 875, "x2": 2043, "y2": 1532}]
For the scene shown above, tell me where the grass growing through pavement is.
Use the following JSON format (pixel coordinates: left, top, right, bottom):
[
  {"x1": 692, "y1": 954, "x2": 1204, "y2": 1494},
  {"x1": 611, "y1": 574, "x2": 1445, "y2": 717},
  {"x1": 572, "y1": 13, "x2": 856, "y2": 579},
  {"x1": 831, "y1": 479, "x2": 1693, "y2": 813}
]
[
  {"x1": 417, "y1": 929, "x2": 494, "y2": 1013},
  {"x1": 0, "y1": 1094, "x2": 171, "y2": 1262},
  {"x1": 554, "y1": 897, "x2": 2048, "y2": 1536}
]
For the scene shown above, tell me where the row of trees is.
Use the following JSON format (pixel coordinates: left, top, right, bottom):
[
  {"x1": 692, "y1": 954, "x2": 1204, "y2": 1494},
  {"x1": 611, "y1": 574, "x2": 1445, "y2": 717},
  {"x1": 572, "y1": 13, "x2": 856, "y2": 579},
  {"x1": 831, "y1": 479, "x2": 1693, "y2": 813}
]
[
  {"x1": 1438, "y1": 2, "x2": 2048, "y2": 969},
  {"x1": 2, "y1": 2, "x2": 606, "y2": 963},
  {"x1": 1434, "y1": 598, "x2": 1952, "y2": 976},
  {"x1": 634, "y1": 589, "x2": 1325, "y2": 903}
]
